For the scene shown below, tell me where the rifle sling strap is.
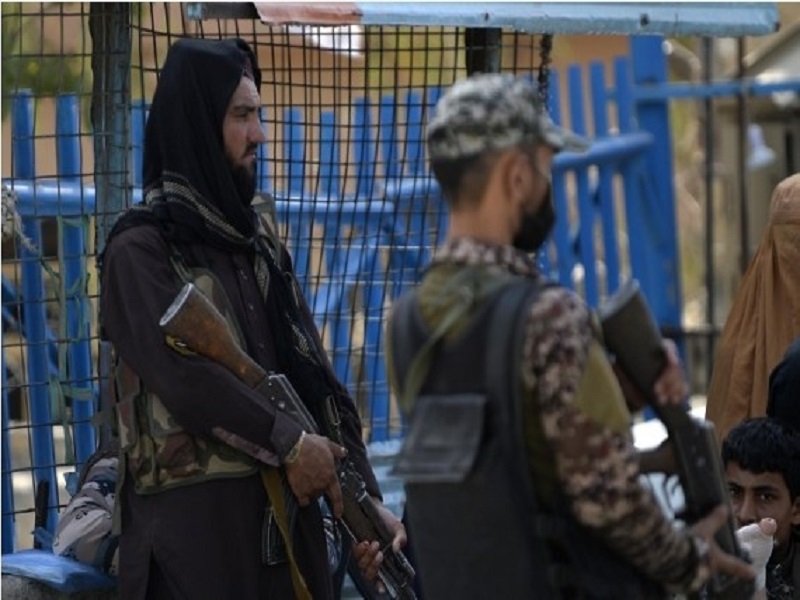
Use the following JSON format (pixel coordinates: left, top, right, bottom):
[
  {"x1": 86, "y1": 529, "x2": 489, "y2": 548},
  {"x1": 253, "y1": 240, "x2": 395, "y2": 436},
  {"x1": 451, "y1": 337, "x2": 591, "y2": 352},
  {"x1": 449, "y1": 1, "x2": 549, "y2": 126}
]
[{"x1": 261, "y1": 468, "x2": 312, "y2": 600}]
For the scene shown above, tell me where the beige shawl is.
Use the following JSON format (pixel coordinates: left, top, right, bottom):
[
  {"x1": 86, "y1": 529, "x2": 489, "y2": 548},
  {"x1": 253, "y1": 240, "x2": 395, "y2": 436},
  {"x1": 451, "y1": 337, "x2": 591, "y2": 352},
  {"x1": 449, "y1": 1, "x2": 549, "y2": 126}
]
[{"x1": 705, "y1": 173, "x2": 800, "y2": 442}]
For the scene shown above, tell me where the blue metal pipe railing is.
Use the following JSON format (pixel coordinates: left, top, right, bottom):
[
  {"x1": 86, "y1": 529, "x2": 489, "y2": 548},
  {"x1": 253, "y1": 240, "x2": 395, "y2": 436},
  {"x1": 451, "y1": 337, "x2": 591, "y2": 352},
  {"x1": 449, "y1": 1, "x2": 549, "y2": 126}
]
[
  {"x1": 56, "y1": 94, "x2": 96, "y2": 469},
  {"x1": 569, "y1": 64, "x2": 600, "y2": 306},
  {"x1": 284, "y1": 107, "x2": 312, "y2": 297},
  {"x1": 630, "y1": 36, "x2": 683, "y2": 332},
  {"x1": 590, "y1": 61, "x2": 621, "y2": 296},
  {"x1": 131, "y1": 100, "x2": 147, "y2": 189},
  {"x1": 318, "y1": 111, "x2": 354, "y2": 389},
  {"x1": 633, "y1": 77, "x2": 800, "y2": 102},
  {"x1": 8, "y1": 181, "x2": 106, "y2": 217},
  {"x1": 13, "y1": 90, "x2": 61, "y2": 535},
  {"x1": 614, "y1": 57, "x2": 652, "y2": 299},
  {"x1": 404, "y1": 90, "x2": 425, "y2": 178},
  {"x1": 5, "y1": 181, "x2": 396, "y2": 227}
]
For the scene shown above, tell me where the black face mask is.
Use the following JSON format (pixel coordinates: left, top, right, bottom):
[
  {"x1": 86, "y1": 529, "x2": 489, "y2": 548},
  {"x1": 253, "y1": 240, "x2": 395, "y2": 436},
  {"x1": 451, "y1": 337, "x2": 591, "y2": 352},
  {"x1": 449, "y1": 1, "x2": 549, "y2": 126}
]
[{"x1": 512, "y1": 182, "x2": 555, "y2": 253}]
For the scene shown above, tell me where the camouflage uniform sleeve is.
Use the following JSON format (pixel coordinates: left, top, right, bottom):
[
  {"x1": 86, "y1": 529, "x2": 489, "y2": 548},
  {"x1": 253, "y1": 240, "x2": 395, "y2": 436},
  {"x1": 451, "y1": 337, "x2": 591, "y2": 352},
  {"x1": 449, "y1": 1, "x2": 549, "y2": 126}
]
[
  {"x1": 523, "y1": 287, "x2": 701, "y2": 592},
  {"x1": 53, "y1": 457, "x2": 119, "y2": 575}
]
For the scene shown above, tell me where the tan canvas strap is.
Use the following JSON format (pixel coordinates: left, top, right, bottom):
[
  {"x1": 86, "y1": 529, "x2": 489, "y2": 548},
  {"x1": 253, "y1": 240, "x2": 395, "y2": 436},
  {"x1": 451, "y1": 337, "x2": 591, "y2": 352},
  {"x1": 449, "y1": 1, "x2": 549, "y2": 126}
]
[{"x1": 261, "y1": 468, "x2": 312, "y2": 600}]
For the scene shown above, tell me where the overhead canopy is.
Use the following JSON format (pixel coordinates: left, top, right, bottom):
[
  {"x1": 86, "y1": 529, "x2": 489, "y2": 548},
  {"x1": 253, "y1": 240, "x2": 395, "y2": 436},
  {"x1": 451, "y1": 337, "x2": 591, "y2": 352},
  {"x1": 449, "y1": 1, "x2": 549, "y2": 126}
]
[{"x1": 185, "y1": 2, "x2": 780, "y2": 37}]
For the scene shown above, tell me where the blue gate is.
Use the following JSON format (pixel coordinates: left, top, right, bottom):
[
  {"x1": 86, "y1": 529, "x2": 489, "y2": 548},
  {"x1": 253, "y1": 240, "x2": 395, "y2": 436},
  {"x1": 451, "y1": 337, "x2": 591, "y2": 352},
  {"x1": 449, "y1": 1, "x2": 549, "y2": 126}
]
[
  {"x1": 1, "y1": 36, "x2": 683, "y2": 553},
  {"x1": 7, "y1": 30, "x2": 800, "y2": 559}
]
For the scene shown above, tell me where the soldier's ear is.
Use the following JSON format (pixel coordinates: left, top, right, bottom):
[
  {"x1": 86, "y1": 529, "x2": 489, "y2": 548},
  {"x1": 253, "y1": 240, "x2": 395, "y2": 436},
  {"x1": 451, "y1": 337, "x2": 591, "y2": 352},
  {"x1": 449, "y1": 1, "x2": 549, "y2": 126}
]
[{"x1": 501, "y1": 149, "x2": 530, "y2": 203}]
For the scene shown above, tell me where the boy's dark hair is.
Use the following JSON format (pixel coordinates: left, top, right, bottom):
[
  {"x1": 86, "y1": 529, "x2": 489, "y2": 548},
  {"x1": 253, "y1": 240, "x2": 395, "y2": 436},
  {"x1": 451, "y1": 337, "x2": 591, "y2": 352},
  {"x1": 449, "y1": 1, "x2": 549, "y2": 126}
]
[{"x1": 722, "y1": 417, "x2": 800, "y2": 500}]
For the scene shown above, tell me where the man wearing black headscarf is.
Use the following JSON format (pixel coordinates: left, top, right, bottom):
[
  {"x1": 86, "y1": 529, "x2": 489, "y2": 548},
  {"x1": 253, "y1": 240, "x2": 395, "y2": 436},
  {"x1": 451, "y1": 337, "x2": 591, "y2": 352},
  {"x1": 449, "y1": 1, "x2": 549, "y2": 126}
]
[{"x1": 99, "y1": 38, "x2": 404, "y2": 599}]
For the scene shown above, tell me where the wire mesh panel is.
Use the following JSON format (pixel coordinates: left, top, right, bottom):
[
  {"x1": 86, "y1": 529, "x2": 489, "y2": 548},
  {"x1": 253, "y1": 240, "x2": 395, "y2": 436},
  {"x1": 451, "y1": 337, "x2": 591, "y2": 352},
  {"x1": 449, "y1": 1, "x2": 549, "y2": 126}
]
[
  {"x1": 0, "y1": 0, "x2": 556, "y2": 553},
  {"x1": 2, "y1": 2, "x2": 97, "y2": 552},
  {"x1": 1, "y1": 2, "x2": 685, "y2": 557},
  {"x1": 129, "y1": 4, "x2": 556, "y2": 442}
]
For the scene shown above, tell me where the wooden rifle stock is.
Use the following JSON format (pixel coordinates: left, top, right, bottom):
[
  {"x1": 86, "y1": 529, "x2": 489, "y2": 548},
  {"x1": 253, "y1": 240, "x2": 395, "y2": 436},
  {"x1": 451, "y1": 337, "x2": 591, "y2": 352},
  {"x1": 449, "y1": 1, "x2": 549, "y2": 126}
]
[
  {"x1": 159, "y1": 282, "x2": 266, "y2": 388},
  {"x1": 159, "y1": 283, "x2": 417, "y2": 599},
  {"x1": 598, "y1": 280, "x2": 753, "y2": 599},
  {"x1": 158, "y1": 283, "x2": 318, "y2": 432}
]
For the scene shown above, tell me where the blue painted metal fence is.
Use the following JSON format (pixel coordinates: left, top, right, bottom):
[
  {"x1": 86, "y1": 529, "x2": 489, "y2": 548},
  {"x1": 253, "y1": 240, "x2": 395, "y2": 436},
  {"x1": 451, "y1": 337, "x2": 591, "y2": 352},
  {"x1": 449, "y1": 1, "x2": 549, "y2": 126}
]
[
  {"x1": 6, "y1": 34, "x2": 800, "y2": 554},
  {"x1": 1, "y1": 40, "x2": 675, "y2": 551}
]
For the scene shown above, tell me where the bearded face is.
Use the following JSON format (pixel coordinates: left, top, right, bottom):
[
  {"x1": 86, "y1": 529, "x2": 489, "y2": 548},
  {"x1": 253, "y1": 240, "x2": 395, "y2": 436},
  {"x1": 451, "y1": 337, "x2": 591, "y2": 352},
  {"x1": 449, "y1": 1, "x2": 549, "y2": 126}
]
[
  {"x1": 222, "y1": 76, "x2": 265, "y2": 205},
  {"x1": 511, "y1": 180, "x2": 555, "y2": 253},
  {"x1": 511, "y1": 148, "x2": 556, "y2": 253}
]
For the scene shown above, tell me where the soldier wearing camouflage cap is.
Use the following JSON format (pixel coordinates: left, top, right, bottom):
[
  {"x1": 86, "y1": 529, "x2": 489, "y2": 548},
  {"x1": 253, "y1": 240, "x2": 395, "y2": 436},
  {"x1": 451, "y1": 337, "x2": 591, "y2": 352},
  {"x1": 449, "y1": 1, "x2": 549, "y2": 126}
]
[
  {"x1": 426, "y1": 72, "x2": 587, "y2": 163},
  {"x1": 426, "y1": 72, "x2": 587, "y2": 254},
  {"x1": 387, "y1": 73, "x2": 755, "y2": 599}
]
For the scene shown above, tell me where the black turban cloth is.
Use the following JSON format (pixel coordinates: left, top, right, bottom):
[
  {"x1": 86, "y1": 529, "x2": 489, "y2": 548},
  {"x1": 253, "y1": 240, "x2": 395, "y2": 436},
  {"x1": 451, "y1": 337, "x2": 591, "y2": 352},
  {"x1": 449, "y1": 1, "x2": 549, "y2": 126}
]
[
  {"x1": 767, "y1": 337, "x2": 800, "y2": 432},
  {"x1": 98, "y1": 37, "x2": 344, "y2": 436},
  {"x1": 101, "y1": 37, "x2": 262, "y2": 254},
  {"x1": 144, "y1": 37, "x2": 261, "y2": 245}
]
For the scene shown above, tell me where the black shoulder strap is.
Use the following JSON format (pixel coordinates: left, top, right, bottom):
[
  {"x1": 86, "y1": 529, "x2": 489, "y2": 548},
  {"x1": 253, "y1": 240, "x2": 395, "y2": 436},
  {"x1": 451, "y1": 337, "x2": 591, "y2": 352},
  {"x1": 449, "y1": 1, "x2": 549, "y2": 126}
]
[
  {"x1": 387, "y1": 289, "x2": 421, "y2": 408},
  {"x1": 486, "y1": 278, "x2": 546, "y2": 469},
  {"x1": 485, "y1": 279, "x2": 549, "y2": 513},
  {"x1": 485, "y1": 279, "x2": 565, "y2": 598}
]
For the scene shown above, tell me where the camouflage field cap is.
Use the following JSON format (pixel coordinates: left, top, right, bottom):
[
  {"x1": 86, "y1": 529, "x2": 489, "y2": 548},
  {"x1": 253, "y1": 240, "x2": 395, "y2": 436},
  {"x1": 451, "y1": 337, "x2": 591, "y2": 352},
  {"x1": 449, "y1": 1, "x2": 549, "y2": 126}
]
[{"x1": 427, "y1": 73, "x2": 589, "y2": 162}]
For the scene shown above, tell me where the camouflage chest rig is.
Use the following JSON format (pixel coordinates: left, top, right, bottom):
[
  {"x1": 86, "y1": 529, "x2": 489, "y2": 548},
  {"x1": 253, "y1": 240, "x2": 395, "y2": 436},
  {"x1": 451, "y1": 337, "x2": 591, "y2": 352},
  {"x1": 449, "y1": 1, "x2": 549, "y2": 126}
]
[{"x1": 111, "y1": 248, "x2": 259, "y2": 496}]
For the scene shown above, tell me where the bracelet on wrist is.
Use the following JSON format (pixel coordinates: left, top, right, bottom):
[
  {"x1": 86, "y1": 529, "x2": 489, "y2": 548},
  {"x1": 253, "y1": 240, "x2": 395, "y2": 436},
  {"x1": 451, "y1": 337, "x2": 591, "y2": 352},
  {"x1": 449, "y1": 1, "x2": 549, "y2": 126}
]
[{"x1": 284, "y1": 431, "x2": 307, "y2": 464}]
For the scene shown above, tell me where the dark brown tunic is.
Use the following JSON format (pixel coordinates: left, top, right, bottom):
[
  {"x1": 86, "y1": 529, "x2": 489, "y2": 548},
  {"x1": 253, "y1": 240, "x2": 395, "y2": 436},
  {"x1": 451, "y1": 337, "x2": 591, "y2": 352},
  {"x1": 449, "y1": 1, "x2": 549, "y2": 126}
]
[{"x1": 101, "y1": 223, "x2": 380, "y2": 599}]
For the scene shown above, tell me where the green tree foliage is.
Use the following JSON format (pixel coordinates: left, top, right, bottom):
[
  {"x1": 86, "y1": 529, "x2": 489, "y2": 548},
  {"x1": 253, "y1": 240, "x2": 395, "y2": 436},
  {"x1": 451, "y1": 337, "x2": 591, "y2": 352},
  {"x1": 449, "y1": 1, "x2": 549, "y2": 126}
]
[{"x1": 2, "y1": 2, "x2": 89, "y2": 120}]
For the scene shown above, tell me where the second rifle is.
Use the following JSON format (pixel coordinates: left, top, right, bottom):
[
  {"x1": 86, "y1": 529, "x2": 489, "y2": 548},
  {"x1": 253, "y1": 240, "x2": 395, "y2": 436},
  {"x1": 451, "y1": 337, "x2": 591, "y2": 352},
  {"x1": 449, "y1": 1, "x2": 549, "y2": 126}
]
[{"x1": 598, "y1": 279, "x2": 753, "y2": 600}]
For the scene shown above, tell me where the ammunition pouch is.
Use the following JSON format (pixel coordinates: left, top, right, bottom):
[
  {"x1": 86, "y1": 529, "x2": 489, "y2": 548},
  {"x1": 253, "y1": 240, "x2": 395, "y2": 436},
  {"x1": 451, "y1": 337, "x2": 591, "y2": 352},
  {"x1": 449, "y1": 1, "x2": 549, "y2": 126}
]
[{"x1": 110, "y1": 251, "x2": 258, "y2": 494}]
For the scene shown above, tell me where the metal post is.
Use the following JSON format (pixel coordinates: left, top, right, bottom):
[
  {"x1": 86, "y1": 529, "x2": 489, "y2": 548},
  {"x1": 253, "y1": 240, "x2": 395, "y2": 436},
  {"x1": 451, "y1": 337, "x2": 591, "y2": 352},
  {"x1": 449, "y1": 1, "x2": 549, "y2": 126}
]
[
  {"x1": 702, "y1": 37, "x2": 716, "y2": 385},
  {"x1": 90, "y1": 2, "x2": 132, "y2": 254},
  {"x1": 2, "y1": 345, "x2": 16, "y2": 553},
  {"x1": 736, "y1": 38, "x2": 750, "y2": 275},
  {"x1": 568, "y1": 65, "x2": 599, "y2": 305},
  {"x1": 629, "y1": 35, "x2": 682, "y2": 331},
  {"x1": 465, "y1": 28, "x2": 502, "y2": 75},
  {"x1": 130, "y1": 99, "x2": 146, "y2": 190},
  {"x1": 56, "y1": 94, "x2": 96, "y2": 468},
  {"x1": 284, "y1": 107, "x2": 311, "y2": 295},
  {"x1": 13, "y1": 91, "x2": 60, "y2": 535}
]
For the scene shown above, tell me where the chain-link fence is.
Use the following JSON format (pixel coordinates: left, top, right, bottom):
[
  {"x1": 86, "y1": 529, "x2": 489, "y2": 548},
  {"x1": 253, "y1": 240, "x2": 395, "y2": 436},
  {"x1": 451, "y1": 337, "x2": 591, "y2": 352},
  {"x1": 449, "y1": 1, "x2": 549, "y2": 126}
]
[{"x1": 2, "y1": 2, "x2": 555, "y2": 551}]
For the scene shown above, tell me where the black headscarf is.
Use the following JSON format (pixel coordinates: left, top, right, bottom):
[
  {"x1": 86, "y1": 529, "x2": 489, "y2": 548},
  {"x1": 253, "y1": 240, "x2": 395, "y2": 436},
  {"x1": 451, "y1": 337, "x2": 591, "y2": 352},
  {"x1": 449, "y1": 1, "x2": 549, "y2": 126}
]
[
  {"x1": 102, "y1": 37, "x2": 262, "y2": 253},
  {"x1": 100, "y1": 37, "x2": 342, "y2": 432}
]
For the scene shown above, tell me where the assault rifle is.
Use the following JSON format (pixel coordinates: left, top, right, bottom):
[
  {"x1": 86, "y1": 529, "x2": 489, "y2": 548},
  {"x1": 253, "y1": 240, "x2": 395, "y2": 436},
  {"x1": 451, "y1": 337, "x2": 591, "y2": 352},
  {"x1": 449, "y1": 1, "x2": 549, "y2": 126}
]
[
  {"x1": 159, "y1": 282, "x2": 417, "y2": 600},
  {"x1": 598, "y1": 280, "x2": 753, "y2": 600}
]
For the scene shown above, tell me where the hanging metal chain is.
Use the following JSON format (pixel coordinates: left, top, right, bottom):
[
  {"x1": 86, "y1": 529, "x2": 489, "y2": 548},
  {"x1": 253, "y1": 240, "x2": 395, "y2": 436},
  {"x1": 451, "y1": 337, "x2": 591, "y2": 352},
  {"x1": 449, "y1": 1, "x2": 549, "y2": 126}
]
[{"x1": 537, "y1": 33, "x2": 553, "y2": 105}]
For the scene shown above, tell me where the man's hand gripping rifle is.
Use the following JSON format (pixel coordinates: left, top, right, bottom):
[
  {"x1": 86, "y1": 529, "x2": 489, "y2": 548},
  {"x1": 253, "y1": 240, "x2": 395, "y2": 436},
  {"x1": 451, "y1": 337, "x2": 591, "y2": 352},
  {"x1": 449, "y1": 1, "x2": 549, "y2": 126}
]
[
  {"x1": 158, "y1": 282, "x2": 416, "y2": 600},
  {"x1": 598, "y1": 280, "x2": 753, "y2": 600}
]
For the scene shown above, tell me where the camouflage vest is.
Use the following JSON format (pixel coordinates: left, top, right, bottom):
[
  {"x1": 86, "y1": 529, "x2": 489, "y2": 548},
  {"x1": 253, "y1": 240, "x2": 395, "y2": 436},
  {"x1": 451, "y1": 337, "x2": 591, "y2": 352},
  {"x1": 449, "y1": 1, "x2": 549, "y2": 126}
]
[
  {"x1": 113, "y1": 252, "x2": 258, "y2": 494},
  {"x1": 391, "y1": 268, "x2": 664, "y2": 599}
]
